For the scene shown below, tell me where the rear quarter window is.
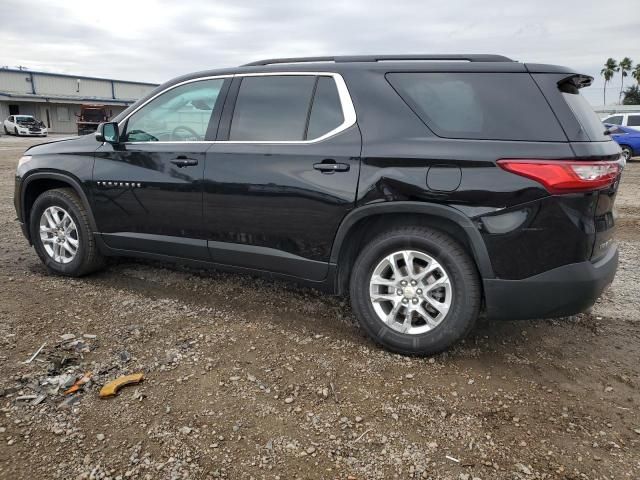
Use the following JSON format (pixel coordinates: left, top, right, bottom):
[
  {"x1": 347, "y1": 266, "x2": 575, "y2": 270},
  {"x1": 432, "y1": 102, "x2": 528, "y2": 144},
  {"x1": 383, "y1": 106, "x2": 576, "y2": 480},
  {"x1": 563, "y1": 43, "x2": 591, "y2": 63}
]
[
  {"x1": 559, "y1": 82, "x2": 609, "y2": 141},
  {"x1": 386, "y1": 72, "x2": 566, "y2": 141}
]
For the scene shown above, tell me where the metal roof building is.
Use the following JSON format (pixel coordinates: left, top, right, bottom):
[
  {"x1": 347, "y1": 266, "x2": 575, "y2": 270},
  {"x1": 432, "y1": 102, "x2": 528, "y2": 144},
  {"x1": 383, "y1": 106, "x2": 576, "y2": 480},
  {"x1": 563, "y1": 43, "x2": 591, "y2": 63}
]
[{"x1": 0, "y1": 68, "x2": 158, "y2": 133}]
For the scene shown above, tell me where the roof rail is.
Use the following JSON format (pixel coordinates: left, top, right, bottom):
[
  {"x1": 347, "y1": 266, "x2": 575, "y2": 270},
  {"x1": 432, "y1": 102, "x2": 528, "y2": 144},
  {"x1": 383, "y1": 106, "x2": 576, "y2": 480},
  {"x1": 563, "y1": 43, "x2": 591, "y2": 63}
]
[{"x1": 242, "y1": 54, "x2": 513, "y2": 67}]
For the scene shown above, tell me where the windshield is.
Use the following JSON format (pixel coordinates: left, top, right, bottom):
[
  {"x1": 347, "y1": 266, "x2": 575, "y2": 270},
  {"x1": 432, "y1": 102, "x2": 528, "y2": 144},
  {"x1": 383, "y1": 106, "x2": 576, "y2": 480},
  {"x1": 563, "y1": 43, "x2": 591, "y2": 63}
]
[{"x1": 15, "y1": 116, "x2": 36, "y2": 123}]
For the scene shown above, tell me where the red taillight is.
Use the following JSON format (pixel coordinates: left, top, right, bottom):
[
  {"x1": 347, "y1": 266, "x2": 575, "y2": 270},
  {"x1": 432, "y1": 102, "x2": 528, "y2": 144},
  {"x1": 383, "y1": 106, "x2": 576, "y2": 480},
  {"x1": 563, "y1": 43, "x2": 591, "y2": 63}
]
[{"x1": 497, "y1": 159, "x2": 621, "y2": 194}]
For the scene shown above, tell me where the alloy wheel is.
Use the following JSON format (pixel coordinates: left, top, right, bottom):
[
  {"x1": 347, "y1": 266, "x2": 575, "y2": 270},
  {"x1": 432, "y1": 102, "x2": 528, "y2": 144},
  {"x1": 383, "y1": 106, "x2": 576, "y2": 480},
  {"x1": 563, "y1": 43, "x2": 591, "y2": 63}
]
[
  {"x1": 369, "y1": 250, "x2": 453, "y2": 335},
  {"x1": 39, "y1": 206, "x2": 79, "y2": 264}
]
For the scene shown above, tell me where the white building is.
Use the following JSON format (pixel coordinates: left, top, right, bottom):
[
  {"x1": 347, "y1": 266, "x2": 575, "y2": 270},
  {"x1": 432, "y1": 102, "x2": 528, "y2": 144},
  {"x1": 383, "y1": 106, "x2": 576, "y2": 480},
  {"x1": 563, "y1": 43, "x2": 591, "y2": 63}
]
[{"x1": 0, "y1": 68, "x2": 158, "y2": 133}]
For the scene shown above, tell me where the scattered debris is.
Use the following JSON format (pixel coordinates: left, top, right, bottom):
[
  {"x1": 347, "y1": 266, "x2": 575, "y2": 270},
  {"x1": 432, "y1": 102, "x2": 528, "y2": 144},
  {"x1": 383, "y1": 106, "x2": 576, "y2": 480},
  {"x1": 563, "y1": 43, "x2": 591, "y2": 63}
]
[
  {"x1": 15, "y1": 395, "x2": 38, "y2": 402},
  {"x1": 100, "y1": 373, "x2": 144, "y2": 398},
  {"x1": 352, "y1": 429, "x2": 372, "y2": 443},
  {"x1": 446, "y1": 455, "x2": 460, "y2": 463},
  {"x1": 24, "y1": 342, "x2": 46, "y2": 364},
  {"x1": 31, "y1": 394, "x2": 46, "y2": 406},
  {"x1": 64, "y1": 372, "x2": 92, "y2": 395},
  {"x1": 60, "y1": 333, "x2": 76, "y2": 342}
]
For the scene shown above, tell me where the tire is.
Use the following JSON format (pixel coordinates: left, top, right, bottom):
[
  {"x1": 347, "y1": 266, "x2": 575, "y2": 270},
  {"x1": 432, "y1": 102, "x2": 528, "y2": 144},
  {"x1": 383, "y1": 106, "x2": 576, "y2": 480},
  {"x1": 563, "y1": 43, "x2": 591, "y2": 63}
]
[
  {"x1": 3, "y1": 125, "x2": 7, "y2": 134},
  {"x1": 29, "y1": 188, "x2": 105, "y2": 276},
  {"x1": 621, "y1": 145, "x2": 633, "y2": 161},
  {"x1": 349, "y1": 226, "x2": 481, "y2": 355},
  {"x1": 14, "y1": 127, "x2": 19, "y2": 137}
]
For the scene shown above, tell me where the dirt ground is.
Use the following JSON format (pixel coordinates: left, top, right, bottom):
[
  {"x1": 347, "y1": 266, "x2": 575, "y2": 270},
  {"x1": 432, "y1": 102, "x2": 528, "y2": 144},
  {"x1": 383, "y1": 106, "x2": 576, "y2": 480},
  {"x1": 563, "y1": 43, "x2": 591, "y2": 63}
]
[{"x1": 0, "y1": 135, "x2": 638, "y2": 480}]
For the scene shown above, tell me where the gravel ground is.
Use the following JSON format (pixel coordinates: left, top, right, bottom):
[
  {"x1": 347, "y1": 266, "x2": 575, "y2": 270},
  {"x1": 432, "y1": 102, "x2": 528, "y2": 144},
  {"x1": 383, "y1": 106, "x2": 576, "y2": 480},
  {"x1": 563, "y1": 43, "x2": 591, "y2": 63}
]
[{"x1": 0, "y1": 135, "x2": 638, "y2": 480}]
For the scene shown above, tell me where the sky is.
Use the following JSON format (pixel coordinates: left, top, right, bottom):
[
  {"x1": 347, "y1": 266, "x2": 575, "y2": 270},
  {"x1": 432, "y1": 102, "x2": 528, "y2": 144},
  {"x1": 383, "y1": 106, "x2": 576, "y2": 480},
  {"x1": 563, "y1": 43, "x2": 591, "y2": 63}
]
[{"x1": 2, "y1": 0, "x2": 639, "y2": 105}]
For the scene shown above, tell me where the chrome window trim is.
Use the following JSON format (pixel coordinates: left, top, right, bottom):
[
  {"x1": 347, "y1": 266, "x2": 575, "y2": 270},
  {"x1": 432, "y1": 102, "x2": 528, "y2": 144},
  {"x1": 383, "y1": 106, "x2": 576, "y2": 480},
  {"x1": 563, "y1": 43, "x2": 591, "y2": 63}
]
[{"x1": 119, "y1": 72, "x2": 357, "y2": 145}]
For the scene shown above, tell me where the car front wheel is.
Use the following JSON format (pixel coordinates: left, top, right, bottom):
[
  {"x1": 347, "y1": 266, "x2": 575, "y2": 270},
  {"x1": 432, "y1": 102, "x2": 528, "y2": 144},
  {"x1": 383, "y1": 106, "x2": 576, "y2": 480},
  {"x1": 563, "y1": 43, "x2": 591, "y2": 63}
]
[
  {"x1": 30, "y1": 188, "x2": 105, "y2": 276},
  {"x1": 621, "y1": 146, "x2": 633, "y2": 161},
  {"x1": 349, "y1": 226, "x2": 481, "y2": 355}
]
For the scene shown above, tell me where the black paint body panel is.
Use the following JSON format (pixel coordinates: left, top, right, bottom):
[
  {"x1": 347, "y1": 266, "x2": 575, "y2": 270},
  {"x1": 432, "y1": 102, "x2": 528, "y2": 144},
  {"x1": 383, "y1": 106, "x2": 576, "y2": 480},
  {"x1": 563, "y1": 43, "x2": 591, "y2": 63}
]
[{"x1": 14, "y1": 59, "x2": 622, "y2": 321}]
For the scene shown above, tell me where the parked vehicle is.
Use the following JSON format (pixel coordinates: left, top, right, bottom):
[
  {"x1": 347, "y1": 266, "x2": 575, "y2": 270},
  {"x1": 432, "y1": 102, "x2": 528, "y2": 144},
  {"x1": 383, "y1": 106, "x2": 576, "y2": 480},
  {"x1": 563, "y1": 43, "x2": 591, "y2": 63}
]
[
  {"x1": 3, "y1": 115, "x2": 48, "y2": 137},
  {"x1": 76, "y1": 104, "x2": 109, "y2": 135},
  {"x1": 601, "y1": 112, "x2": 640, "y2": 131},
  {"x1": 14, "y1": 55, "x2": 622, "y2": 355},
  {"x1": 606, "y1": 123, "x2": 640, "y2": 160}
]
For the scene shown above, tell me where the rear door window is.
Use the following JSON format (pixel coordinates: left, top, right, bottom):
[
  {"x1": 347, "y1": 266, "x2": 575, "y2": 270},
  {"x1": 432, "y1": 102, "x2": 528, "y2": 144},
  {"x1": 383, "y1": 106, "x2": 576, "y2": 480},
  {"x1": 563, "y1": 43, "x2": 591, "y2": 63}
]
[
  {"x1": 386, "y1": 72, "x2": 565, "y2": 141},
  {"x1": 306, "y1": 76, "x2": 344, "y2": 140},
  {"x1": 229, "y1": 76, "x2": 316, "y2": 141},
  {"x1": 628, "y1": 115, "x2": 640, "y2": 127}
]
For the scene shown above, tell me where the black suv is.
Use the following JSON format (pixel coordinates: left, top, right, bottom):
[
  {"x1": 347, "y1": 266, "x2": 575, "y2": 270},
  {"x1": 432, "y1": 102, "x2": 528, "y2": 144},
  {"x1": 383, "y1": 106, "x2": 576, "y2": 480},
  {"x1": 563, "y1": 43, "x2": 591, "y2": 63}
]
[{"x1": 14, "y1": 54, "x2": 622, "y2": 355}]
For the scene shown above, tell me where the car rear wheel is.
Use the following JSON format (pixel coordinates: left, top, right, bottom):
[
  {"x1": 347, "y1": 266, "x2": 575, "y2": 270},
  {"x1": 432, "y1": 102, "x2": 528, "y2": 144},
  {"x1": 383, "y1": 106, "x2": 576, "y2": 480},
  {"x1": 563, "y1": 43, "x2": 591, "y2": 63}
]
[
  {"x1": 621, "y1": 145, "x2": 633, "y2": 161},
  {"x1": 30, "y1": 188, "x2": 105, "y2": 276},
  {"x1": 349, "y1": 226, "x2": 481, "y2": 355}
]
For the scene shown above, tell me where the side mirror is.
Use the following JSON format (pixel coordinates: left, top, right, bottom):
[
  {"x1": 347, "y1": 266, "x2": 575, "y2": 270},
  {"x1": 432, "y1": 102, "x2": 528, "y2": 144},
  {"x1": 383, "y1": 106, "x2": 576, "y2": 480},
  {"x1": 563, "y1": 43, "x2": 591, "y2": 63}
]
[{"x1": 95, "y1": 122, "x2": 120, "y2": 144}]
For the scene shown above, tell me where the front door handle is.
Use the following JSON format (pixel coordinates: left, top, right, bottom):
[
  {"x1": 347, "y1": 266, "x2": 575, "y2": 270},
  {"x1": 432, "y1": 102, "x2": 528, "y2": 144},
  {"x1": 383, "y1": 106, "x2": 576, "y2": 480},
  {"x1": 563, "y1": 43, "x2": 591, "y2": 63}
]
[
  {"x1": 313, "y1": 161, "x2": 350, "y2": 173},
  {"x1": 171, "y1": 157, "x2": 199, "y2": 168}
]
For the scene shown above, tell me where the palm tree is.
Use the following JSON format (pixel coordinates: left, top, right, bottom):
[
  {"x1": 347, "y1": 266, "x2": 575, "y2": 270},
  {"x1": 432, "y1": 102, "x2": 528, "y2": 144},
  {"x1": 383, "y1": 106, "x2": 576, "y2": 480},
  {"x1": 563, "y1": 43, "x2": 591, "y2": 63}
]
[
  {"x1": 601, "y1": 58, "x2": 619, "y2": 105},
  {"x1": 618, "y1": 57, "x2": 633, "y2": 102},
  {"x1": 633, "y1": 64, "x2": 640, "y2": 85}
]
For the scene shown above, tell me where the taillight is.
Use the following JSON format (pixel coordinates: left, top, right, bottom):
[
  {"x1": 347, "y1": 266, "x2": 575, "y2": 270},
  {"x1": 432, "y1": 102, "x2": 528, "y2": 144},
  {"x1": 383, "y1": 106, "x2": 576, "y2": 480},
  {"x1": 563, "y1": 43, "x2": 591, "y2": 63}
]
[{"x1": 497, "y1": 159, "x2": 621, "y2": 194}]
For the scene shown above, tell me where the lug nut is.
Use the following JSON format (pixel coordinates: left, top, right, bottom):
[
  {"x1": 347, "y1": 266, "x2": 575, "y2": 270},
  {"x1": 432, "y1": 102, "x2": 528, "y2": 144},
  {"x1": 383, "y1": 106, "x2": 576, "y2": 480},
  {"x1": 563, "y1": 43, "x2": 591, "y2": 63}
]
[
  {"x1": 402, "y1": 298, "x2": 409, "y2": 304},
  {"x1": 400, "y1": 280, "x2": 407, "y2": 286},
  {"x1": 410, "y1": 280, "x2": 417, "y2": 286},
  {"x1": 416, "y1": 289, "x2": 423, "y2": 295},
  {"x1": 396, "y1": 289, "x2": 403, "y2": 295},
  {"x1": 412, "y1": 297, "x2": 419, "y2": 304}
]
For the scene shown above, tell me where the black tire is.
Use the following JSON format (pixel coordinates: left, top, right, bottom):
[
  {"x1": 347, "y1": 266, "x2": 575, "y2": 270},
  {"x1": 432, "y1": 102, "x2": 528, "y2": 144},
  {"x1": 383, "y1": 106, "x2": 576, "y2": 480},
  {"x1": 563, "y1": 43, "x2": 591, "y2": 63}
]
[
  {"x1": 14, "y1": 127, "x2": 19, "y2": 137},
  {"x1": 349, "y1": 226, "x2": 481, "y2": 355},
  {"x1": 621, "y1": 146, "x2": 633, "y2": 161},
  {"x1": 3, "y1": 125, "x2": 7, "y2": 134},
  {"x1": 30, "y1": 188, "x2": 105, "y2": 276}
]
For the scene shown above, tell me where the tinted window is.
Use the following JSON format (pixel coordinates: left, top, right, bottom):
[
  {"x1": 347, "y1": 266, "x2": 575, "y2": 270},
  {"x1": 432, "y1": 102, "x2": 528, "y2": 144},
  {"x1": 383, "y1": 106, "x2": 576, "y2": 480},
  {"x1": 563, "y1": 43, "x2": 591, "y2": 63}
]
[
  {"x1": 561, "y1": 92, "x2": 608, "y2": 141},
  {"x1": 603, "y1": 115, "x2": 623, "y2": 125},
  {"x1": 125, "y1": 79, "x2": 223, "y2": 142},
  {"x1": 306, "y1": 76, "x2": 344, "y2": 140},
  {"x1": 386, "y1": 72, "x2": 565, "y2": 141},
  {"x1": 628, "y1": 115, "x2": 640, "y2": 127},
  {"x1": 230, "y1": 76, "x2": 315, "y2": 141}
]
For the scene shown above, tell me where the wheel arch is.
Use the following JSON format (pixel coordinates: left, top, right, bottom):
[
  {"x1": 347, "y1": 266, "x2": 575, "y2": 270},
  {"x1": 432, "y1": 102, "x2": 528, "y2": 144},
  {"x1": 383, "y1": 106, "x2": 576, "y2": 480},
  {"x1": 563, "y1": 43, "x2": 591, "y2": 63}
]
[
  {"x1": 21, "y1": 172, "x2": 97, "y2": 243},
  {"x1": 330, "y1": 202, "x2": 494, "y2": 295}
]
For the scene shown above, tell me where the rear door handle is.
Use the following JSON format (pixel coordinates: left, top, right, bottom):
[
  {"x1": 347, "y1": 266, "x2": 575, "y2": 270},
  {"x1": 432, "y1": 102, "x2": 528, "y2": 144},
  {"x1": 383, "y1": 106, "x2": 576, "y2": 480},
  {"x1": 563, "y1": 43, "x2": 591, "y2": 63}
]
[
  {"x1": 313, "y1": 161, "x2": 350, "y2": 173},
  {"x1": 171, "y1": 157, "x2": 199, "y2": 168}
]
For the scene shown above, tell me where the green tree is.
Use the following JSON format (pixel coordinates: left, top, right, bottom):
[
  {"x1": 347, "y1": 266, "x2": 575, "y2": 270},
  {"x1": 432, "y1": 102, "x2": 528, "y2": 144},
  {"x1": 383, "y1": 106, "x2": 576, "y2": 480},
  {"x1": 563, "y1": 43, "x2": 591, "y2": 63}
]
[
  {"x1": 623, "y1": 85, "x2": 640, "y2": 105},
  {"x1": 618, "y1": 57, "x2": 633, "y2": 102},
  {"x1": 633, "y1": 64, "x2": 640, "y2": 85},
  {"x1": 600, "y1": 58, "x2": 619, "y2": 105}
]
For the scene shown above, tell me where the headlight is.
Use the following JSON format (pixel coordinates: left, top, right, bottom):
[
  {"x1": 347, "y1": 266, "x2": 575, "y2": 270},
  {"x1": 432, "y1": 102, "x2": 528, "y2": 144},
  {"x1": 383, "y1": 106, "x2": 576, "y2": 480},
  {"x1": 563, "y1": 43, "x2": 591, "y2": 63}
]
[{"x1": 17, "y1": 155, "x2": 32, "y2": 168}]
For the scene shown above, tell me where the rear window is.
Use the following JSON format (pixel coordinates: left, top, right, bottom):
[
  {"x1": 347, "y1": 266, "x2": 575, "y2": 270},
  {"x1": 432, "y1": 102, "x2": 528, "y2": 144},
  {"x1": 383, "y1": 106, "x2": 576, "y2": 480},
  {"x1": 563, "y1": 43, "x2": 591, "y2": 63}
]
[{"x1": 386, "y1": 72, "x2": 565, "y2": 141}]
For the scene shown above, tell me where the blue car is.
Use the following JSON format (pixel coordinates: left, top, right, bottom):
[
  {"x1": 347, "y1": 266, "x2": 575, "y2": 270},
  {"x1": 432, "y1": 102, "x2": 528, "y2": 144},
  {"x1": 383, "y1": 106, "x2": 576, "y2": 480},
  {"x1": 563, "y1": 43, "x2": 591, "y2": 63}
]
[{"x1": 605, "y1": 123, "x2": 640, "y2": 161}]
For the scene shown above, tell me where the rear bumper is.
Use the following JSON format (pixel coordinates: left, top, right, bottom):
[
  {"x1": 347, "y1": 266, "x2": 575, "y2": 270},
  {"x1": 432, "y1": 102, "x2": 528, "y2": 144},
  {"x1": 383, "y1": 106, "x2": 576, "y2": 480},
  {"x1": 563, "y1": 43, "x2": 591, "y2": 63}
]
[{"x1": 484, "y1": 245, "x2": 618, "y2": 320}]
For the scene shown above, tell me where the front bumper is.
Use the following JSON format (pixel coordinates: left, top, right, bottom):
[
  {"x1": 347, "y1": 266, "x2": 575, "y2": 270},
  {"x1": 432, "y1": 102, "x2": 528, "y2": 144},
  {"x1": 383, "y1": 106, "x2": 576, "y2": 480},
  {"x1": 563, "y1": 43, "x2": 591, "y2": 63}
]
[
  {"x1": 484, "y1": 245, "x2": 618, "y2": 320},
  {"x1": 17, "y1": 131, "x2": 47, "y2": 136}
]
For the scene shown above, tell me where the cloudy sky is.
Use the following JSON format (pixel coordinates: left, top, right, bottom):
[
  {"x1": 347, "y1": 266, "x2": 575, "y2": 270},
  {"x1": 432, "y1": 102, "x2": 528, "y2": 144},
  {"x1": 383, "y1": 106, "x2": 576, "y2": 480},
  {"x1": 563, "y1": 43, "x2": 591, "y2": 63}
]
[{"x1": 2, "y1": 0, "x2": 639, "y2": 105}]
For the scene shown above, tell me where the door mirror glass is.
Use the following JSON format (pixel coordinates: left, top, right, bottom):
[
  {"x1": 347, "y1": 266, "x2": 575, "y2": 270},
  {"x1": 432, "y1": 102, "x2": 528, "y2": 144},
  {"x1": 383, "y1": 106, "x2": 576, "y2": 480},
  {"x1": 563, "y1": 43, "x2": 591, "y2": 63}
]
[{"x1": 96, "y1": 122, "x2": 119, "y2": 143}]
